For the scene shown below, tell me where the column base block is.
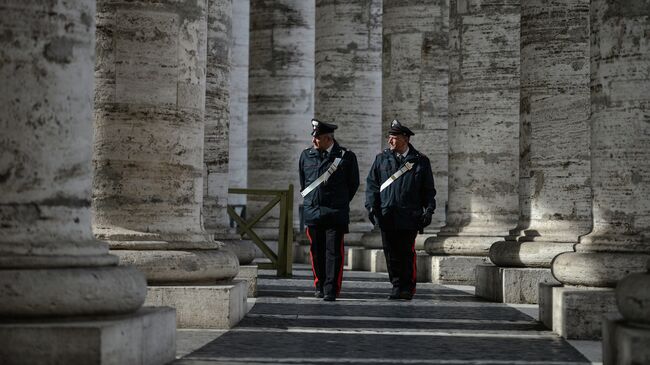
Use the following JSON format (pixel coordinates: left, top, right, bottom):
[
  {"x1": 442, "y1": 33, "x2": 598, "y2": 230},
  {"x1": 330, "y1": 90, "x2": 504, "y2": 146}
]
[
  {"x1": 345, "y1": 247, "x2": 366, "y2": 270},
  {"x1": 603, "y1": 316, "x2": 650, "y2": 365},
  {"x1": 538, "y1": 283, "x2": 618, "y2": 339},
  {"x1": 235, "y1": 265, "x2": 258, "y2": 298},
  {"x1": 430, "y1": 255, "x2": 490, "y2": 285},
  {"x1": 293, "y1": 244, "x2": 311, "y2": 265},
  {"x1": 0, "y1": 307, "x2": 176, "y2": 365},
  {"x1": 475, "y1": 265, "x2": 560, "y2": 304},
  {"x1": 146, "y1": 280, "x2": 248, "y2": 329},
  {"x1": 416, "y1": 252, "x2": 432, "y2": 283},
  {"x1": 369, "y1": 249, "x2": 387, "y2": 273}
]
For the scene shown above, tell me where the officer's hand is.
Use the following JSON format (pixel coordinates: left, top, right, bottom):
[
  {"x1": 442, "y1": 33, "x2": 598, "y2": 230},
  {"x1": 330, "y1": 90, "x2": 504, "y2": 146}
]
[
  {"x1": 421, "y1": 210, "x2": 433, "y2": 228},
  {"x1": 368, "y1": 209, "x2": 376, "y2": 225}
]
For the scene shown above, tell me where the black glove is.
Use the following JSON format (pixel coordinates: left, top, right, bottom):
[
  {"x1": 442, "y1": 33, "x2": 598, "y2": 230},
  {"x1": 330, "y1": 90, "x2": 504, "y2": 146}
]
[
  {"x1": 368, "y1": 208, "x2": 376, "y2": 225},
  {"x1": 421, "y1": 210, "x2": 433, "y2": 228}
]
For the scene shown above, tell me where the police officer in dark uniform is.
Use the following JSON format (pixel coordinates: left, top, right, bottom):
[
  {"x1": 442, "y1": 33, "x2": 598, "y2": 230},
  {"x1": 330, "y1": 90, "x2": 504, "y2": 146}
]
[
  {"x1": 299, "y1": 119, "x2": 360, "y2": 301},
  {"x1": 365, "y1": 119, "x2": 436, "y2": 300}
]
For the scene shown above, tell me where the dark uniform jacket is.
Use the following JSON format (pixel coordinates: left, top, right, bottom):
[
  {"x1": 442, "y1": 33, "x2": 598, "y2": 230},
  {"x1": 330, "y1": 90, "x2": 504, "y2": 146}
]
[
  {"x1": 365, "y1": 144, "x2": 436, "y2": 231},
  {"x1": 299, "y1": 141, "x2": 360, "y2": 230}
]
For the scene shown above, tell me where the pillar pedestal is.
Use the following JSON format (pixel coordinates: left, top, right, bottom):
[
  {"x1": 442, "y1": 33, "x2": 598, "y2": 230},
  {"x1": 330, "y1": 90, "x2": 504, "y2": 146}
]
[
  {"x1": 145, "y1": 280, "x2": 248, "y2": 329},
  {"x1": 538, "y1": 282, "x2": 617, "y2": 340},
  {"x1": 476, "y1": 265, "x2": 559, "y2": 304},
  {"x1": 603, "y1": 271, "x2": 650, "y2": 364},
  {"x1": 0, "y1": 308, "x2": 176, "y2": 365}
]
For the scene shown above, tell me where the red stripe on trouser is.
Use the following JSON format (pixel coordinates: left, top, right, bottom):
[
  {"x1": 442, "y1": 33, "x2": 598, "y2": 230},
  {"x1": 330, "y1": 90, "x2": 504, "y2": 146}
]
[
  {"x1": 306, "y1": 227, "x2": 319, "y2": 288},
  {"x1": 411, "y1": 239, "x2": 417, "y2": 295},
  {"x1": 336, "y1": 235, "x2": 345, "y2": 296}
]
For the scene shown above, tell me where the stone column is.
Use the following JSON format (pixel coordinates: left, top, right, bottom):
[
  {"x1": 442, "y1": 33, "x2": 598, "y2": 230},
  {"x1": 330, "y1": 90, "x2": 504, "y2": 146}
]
[
  {"x1": 93, "y1": 0, "x2": 246, "y2": 329},
  {"x1": 603, "y1": 267, "x2": 650, "y2": 364},
  {"x1": 249, "y1": 0, "x2": 315, "y2": 263},
  {"x1": 229, "y1": 0, "x2": 249, "y2": 209},
  {"x1": 315, "y1": 0, "x2": 382, "y2": 226},
  {"x1": 249, "y1": 0, "x2": 315, "y2": 222},
  {"x1": 540, "y1": 0, "x2": 650, "y2": 340},
  {"x1": 314, "y1": 0, "x2": 382, "y2": 270},
  {"x1": 204, "y1": 0, "x2": 256, "y2": 267},
  {"x1": 364, "y1": 0, "x2": 450, "y2": 278},
  {"x1": 423, "y1": 0, "x2": 521, "y2": 285},
  {"x1": 475, "y1": 0, "x2": 591, "y2": 304},
  {"x1": 0, "y1": 1, "x2": 175, "y2": 362}
]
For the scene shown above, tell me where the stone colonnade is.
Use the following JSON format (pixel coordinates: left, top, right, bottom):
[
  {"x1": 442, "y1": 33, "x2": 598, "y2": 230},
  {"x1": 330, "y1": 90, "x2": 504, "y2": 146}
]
[
  {"x1": 423, "y1": 0, "x2": 521, "y2": 285},
  {"x1": 93, "y1": 0, "x2": 246, "y2": 329},
  {"x1": 0, "y1": 0, "x2": 175, "y2": 363},
  {"x1": 476, "y1": 0, "x2": 592, "y2": 304},
  {"x1": 538, "y1": 0, "x2": 650, "y2": 341}
]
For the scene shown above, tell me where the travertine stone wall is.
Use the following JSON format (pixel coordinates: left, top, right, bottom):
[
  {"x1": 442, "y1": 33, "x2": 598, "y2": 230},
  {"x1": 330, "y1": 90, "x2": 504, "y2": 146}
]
[
  {"x1": 426, "y1": 0, "x2": 521, "y2": 255},
  {"x1": 0, "y1": 0, "x2": 146, "y2": 316},
  {"x1": 315, "y1": 0, "x2": 382, "y2": 223},
  {"x1": 249, "y1": 0, "x2": 315, "y2": 221},
  {"x1": 490, "y1": 0, "x2": 592, "y2": 267},
  {"x1": 553, "y1": 0, "x2": 650, "y2": 286},
  {"x1": 93, "y1": 0, "x2": 238, "y2": 281},
  {"x1": 229, "y1": 0, "x2": 250, "y2": 206},
  {"x1": 204, "y1": 0, "x2": 232, "y2": 233},
  {"x1": 382, "y1": 0, "x2": 449, "y2": 230}
]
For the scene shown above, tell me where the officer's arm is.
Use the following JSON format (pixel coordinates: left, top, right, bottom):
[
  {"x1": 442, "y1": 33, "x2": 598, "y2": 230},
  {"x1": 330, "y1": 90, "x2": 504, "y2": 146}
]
[
  {"x1": 421, "y1": 157, "x2": 436, "y2": 212},
  {"x1": 298, "y1": 153, "x2": 306, "y2": 191},
  {"x1": 365, "y1": 156, "x2": 380, "y2": 211},
  {"x1": 347, "y1": 152, "x2": 360, "y2": 201}
]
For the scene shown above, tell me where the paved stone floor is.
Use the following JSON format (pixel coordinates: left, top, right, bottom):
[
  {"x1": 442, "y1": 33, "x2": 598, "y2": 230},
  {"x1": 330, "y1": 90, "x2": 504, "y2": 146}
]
[{"x1": 174, "y1": 265, "x2": 598, "y2": 365}]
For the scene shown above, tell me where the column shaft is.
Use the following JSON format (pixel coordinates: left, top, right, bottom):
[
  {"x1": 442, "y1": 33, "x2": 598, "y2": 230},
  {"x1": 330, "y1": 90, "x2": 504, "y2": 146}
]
[
  {"x1": 425, "y1": 0, "x2": 521, "y2": 256},
  {"x1": 93, "y1": 0, "x2": 238, "y2": 283},
  {"x1": 382, "y1": 0, "x2": 449, "y2": 232},
  {"x1": 0, "y1": 0, "x2": 146, "y2": 316},
  {"x1": 204, "y1": 0, "x2": 233, "y2": 233},
  {"x1": 552, "y1": 0, "x2": 650, "y2": 287},
  {"x1": 489, "y1": 0, "x2": 591, "y2": 268},
  {"x1": 248, "y1": 0, "x2": 315, "y2": 222},
  {"x1": 315, "y1": 0, "x2": 382, "y2": 225}
]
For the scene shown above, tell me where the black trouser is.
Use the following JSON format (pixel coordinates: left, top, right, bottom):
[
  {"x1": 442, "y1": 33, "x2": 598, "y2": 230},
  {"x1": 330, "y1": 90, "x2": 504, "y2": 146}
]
[
  {"x1": 381, "y1": 229, "x2": 418, "y2": 295},
  {"x1": 306, "y1": 226, "x2": 345, "y2": 297}
]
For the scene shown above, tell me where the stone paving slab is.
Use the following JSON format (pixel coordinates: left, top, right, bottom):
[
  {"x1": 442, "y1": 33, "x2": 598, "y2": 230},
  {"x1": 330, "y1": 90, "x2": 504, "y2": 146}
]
[{"x1": 174, "y1": 265, "x2": 591, "y2": 365}]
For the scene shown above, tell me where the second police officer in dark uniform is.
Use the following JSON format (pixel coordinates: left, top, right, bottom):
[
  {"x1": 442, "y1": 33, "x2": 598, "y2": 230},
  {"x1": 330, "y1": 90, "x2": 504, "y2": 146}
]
[
  {"x1": 365, "y1": 119, "x2": 436, "y2": 300},
  {"x1": 299, "y1": 119, "x2": 360, "y2": 301}
]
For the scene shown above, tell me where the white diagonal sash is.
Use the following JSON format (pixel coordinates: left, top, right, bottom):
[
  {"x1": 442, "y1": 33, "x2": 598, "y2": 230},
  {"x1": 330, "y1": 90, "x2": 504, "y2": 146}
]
[
  {"x1": 380, "y1": 162, "x2": 414, "y2": 192},
  {"x1": 300, "y1": 151, "x2": 346, "y2": 197}
]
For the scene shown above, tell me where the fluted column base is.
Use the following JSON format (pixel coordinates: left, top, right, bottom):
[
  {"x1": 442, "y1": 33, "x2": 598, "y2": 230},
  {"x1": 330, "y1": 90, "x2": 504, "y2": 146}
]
[
  {"x1": 539, "y1": 282, "x2": 618, "y2": 340},
  {"x1": 114, "y1": 249, "x2": 239, "y2": 284},
  {"x1": 475, "y1": 265, "x2": 560, "y2": 304},
  {"x1": 424, "y1": 234, "x2": 500, "y2": 256},
  {"x1": 489, "y1": 241, "x2": 575, "y2": 267},
  {"x1": 0, "y1": 307, "x2": 176, "y2": 365},
  {"x1": 219, "y1": 238, "x2": 257, "y2": 265},
  {"x1": 552, "y1": 252, "x2": 650, "y2": 287},
  {"x1": 0, "y1": 264, "x2": 146, "y2": 317}
]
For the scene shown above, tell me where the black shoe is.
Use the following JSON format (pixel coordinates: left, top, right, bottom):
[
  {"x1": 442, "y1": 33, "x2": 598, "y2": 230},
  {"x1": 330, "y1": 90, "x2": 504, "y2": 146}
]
[
  {"x1": 388, "y1": 293, "x2": 400, "y2": 300},
  {"x1": 398, "y1": 292, "x2": 413, "y2": 300},
  {"x1": 315, "y1": 291, "x2": 324, "y2": 298},
  {"x1": 323, "y1": 295, "x2": 336, "y2": 301}
]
